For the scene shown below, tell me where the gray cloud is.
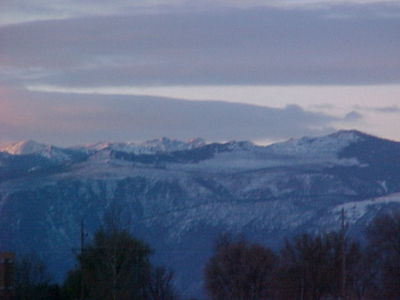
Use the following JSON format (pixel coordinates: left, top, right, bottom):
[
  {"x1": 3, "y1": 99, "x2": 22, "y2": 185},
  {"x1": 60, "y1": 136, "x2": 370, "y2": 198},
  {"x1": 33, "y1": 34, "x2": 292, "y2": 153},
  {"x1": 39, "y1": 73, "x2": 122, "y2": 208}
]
[
  {"x1": 310, "y1": 104, "x2": 336, "y2": 110},
  {"x1": 1, "y1": 2, "x2": 398, "y2": 145},
  {"x1": 1, "y1": 6, "x2": 399, "y2": 88},
  {"x1": 1, "y1": 0, "x2": 399, "y2": 26},
  {"x1": 353, "y1": 105, "x2": 400, "y2": 113},
  {"x1": 374, "y1": 105, "x2": 400, "y2": 113},
  {"x1": 0, "y1": 87, "x2": 340, "y2": 146},
  {"x1": 344, "y1": 111, "x2": 363, "y2": 121}
]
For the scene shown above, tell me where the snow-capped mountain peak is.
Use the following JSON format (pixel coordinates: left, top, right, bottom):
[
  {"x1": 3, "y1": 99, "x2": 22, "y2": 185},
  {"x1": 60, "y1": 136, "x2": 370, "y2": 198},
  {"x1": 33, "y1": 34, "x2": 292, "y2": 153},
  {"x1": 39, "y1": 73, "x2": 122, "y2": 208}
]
[
  {"x1": 266, "y1": 130, "x2": 366, "y2": 157},
  {"x1": 0, "y1": 140, "x2": 50, "y2": 155},
  {"x1": 0, "y1": 140, "x2": 76, "y2": 161}
]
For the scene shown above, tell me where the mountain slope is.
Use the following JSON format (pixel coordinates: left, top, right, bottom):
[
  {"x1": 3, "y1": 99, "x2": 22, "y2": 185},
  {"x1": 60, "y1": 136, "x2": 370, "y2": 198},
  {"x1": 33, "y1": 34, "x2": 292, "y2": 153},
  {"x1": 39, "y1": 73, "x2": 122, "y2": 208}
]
[{"x1": 1, "y1": 130, "x2": 400, "y2": 296}]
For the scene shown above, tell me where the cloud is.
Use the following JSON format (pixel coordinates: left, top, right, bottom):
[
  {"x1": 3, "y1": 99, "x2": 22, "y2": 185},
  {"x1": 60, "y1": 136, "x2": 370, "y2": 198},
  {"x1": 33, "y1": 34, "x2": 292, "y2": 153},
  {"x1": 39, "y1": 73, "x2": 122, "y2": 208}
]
[
  {"x1": 373, "y1": 105, "x2": 400, "y2": 113},
  {"x1": 353, "y1": 105, "x2": 400, "y2": 113},
  {"x1": 0, "y1": 87, "x2": 341, "y2": 146},
  {"x1": 344, "y1": 111, "x2": 363, "y2": 121},
  {"x1": 1, "y1": 0, "x2": 399, "y2": 26},
  {"x1": 309, "y1": 103, "x2": 336, "y2": 110},
  {"x1": 1, "y1": 7, "x2": 399, "y2": 89},
  {"x1": 0, "y1": 1, "x2": 398, "y2": 146}
]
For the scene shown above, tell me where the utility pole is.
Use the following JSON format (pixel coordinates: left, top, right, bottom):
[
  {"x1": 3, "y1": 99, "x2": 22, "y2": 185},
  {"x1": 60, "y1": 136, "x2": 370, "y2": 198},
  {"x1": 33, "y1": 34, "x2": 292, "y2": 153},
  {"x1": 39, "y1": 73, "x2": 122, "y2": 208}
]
[
  {"x1": 80, "y1": 218, "x2": 86, "y2": 300},
  {"x1": 340, "y1": 208, "x2": 346, "y2": 300}
]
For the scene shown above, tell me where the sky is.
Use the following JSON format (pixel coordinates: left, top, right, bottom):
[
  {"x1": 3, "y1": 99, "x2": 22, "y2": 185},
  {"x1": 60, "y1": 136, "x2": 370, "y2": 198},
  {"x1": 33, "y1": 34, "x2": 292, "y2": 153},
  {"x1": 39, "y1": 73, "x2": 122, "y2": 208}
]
[{"x1": 0, "y1": 0, "x2": 399, "y2": 146}]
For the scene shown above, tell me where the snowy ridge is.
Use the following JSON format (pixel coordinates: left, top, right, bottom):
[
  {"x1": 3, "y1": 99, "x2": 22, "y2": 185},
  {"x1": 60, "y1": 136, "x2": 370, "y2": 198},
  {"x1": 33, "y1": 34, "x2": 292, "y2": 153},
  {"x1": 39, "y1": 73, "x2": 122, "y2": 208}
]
[
  {"x1": 0, "y1": 131, "x2": 369, "y2": 170},
  {"x1": 141, "y1": 137, "x2": 206, "y2": 152},
  {"x1": 81, "y1": 137, "x2": 206, "y2": 154},
  {"x1": 266, "y1": 130, "x2": 364, "y2": 157},
  {"x1": 0, "y1": 130, "x2": 368, "y2": 160}
]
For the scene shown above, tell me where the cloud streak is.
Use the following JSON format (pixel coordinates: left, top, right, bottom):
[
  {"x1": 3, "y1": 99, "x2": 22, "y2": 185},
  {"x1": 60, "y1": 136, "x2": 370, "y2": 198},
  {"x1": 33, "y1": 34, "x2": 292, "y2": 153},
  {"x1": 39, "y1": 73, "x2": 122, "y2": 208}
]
[
  {"x1": 1, "y1": 0, "x2": 399, "y2": 25},
  {"x1": 1, "y1": 7, "x2": 399, "y2": 89},
  {"x1": 354, "y1": 105, "x2": 400, "y2": 113}
]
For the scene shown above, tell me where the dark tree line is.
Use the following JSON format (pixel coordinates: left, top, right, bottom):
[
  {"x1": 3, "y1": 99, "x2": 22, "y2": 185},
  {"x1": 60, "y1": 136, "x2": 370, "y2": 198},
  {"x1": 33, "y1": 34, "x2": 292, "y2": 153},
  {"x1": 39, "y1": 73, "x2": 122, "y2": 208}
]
[
  {"x1": 14, "y1": 254, "x2": 61, "y2": 300},
  {"x1": 62, "y1": 216, "x2": 179, "y2": 300},
  {"x1": 366, "y1": 212, "x2": 400, "y2": 299},
  {"x1": 277, "y1": 232, "x2": 364, "y2": 300},
  {"x1": 13, "y1": 228, "x2": 179, "y2": 300},
  {"x1": 11, "y1": 211, "x2": 400, "y2": 300},
  {"x1": 204, "y1": 234, "x2": 277, "y2": 300},
  {"x1": 13, "y1": 209, "x2": 179, "y2": 300},
  {"x1": 204, "y1": 211, "x2": 400, "y2": 300}
]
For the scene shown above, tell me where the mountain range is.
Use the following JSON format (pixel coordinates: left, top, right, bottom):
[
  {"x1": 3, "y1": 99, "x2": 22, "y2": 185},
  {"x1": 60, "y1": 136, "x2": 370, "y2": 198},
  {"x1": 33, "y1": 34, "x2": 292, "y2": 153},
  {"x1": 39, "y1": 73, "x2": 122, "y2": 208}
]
[{"x1": 1, "y1": 130, "x2": 400, "y2": 296}]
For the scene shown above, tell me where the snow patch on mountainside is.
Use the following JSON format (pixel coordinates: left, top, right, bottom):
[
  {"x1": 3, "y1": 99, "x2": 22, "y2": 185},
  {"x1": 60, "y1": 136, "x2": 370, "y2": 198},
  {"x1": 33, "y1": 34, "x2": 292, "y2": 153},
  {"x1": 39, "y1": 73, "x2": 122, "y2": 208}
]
[{"x1": 333, "y1": 192, "x2": 400, "y2": 224}]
